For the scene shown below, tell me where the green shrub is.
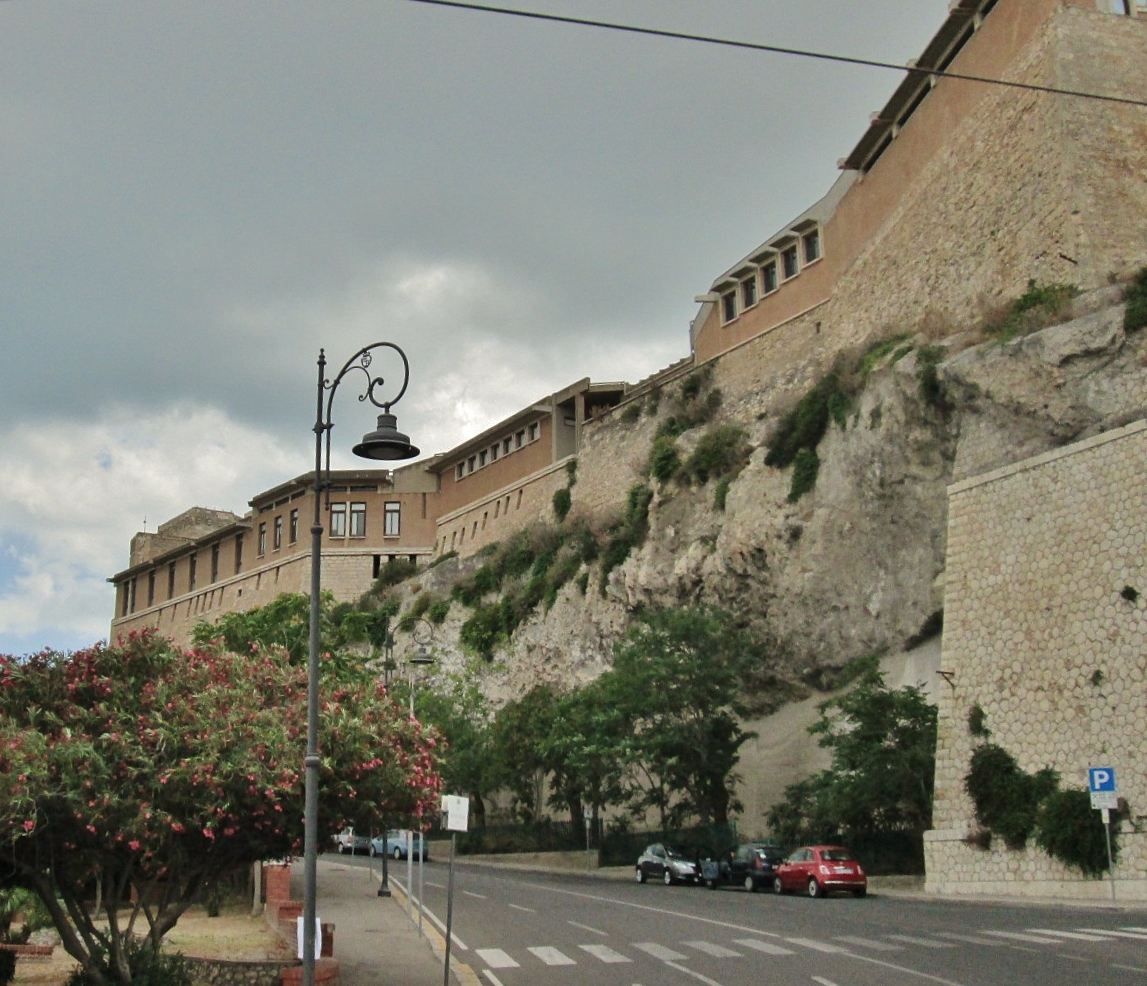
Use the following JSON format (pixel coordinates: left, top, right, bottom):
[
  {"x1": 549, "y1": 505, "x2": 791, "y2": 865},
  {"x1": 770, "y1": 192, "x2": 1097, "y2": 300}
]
[
  {"x1": 552, "y1": 487, "x2": 572, "y2": 522},
  {"x1": 967, "y1": 704, "x2": 990, "y2": 738},
  {"x1": 460, "y1": 602, "x2": 508, "y2": 661},
  {"x1": 985, "y1": 280, "x2": 1079, "y2": 341},
  {"x1": 683, "y1": 425, "x2": 749, "y2": 485},
  {"x1": 765, "y1": 372, "x2": 845, "y2": 470},
  {"x1": 373, "y1": 558, "x2": 418, "y2": 591},
  {"x1": 565, "y1": 458, "x2": 578, "y2": 486},
  {"x1": 648, "y1": 435, "x2": 681, "y2": 482},
  {"x1": 1125, "y1": 267, "x2": 1147, "y2": 332},
  {"x1": 916, "y1": 345, "x2": 946, "y2": 408},
  {"x1": 787, "y1": 447, "x2": 820, "y2": 503},
  {"x1": 451, "y1": 565, "x2": 500, "y2": 607},
  {"x1": 427, "y1": 599, "x2": 451, "y2": 624},
  {"x1": 620, "y1": 403, "x2": 642, "y2": 423},
  {"x1": 681, "y1": 373, "x2": 703, "y2": 402},
  {"x1": 1035, "y1": 789, "x2": 1114, "y2": 876},
  {"x1": 857, "y1": 333, "x2": 912, "y2": 381},
  {"x1": 713, "y1": 477, "x2": 731, "y2": 512},
  {"x1": 408, "y1": 592, "x2": 433, "y2": 621},
  {"x1": 496, "y1": 532, "x2": 536, "y2": 581},
  {"x1": 965, "y1": 744, "x2": 1058, "y2": 850},
  {"x1": 575, "y1": 572, "x2": 590, "y2": 595},
  {"x1": 599, "y1": 484, "x2": 653, "y2": 595},
  {"x1": 428, "y1": 550, "x2": 457, "y2": 569}
]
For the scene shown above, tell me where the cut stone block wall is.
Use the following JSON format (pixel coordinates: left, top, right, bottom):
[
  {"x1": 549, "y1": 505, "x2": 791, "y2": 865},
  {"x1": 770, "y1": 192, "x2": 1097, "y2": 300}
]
[{"x1": 926, "y1": 419, "x2": 1147, "y2": 899}]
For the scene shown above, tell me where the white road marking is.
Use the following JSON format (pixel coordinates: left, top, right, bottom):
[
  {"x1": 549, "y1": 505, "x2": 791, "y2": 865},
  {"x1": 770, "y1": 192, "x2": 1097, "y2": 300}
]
[
  {"x1": 664, "y1": 960, "x2": 727, "y2": 986},
  {"x1": 527, "y1": 946, "x2": 576, "y2": 966},
  {"x1": 834, "y1": 935, "x2": 903, "y2": 951},
  {"x1": 632, "y1": 942, "x2": 688, "y2": 961},
  {"x1": 508, "y1": 904, "x2": 534, "y2": 913},
  {"x1": 580, "y1": 944, "x2": 633, "y2": 963},
  {"x1": 885, "y1": 934, "x2": 954, "y2": 949},
  {"x1": 934, "y1": 932, "x2": 1004, "y2": 946},
  {"x1": 813, "y1": 978, "x2": 843, "y2": 986},
  {"x1": 1113, "y1": 965, "x2": 1147, "y2": 974},
  {"x1": 1123, "y1": 927, "x2": 1147, "y2": 933},
  {"x1": 464, "y1": 890, "x2": 489, "y2": 899},
  {"x1": 481, "y1": 972, "x2": 506, "y2": 986},
  {"x1": 389, "y1": 879, "x2": 467, "y2": 950},
  {"x1": 733, "y1": 938, "x2": 795, "y2": 956},
  {"x1": 1078, "y1": 928, "x2": 1147, "y2": 940},
  {"x1": 475, "y1": 948, "x2": 518, "y2": 969},
  {"x1": 981, "y1": 930, "x2": 1063, "y2": 945},
  {"x1": 1028, "y1": 928, "x2": 1109, "y2": 942},
  {"x1": 784, "y1": 938, "x2": 848, "y2": 953},
  {"x1": 568, "y1": 920, "x2": 608, "y2": 936},
  {"x1": 683, "y1": 940, "x2": 741, "y2": 958}
]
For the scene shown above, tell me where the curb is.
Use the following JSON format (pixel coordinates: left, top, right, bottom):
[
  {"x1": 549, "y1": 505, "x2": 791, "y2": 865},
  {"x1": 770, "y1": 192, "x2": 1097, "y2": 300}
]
[{"x1": 389, "y1": 883, "x2": 480, "y2": 986}]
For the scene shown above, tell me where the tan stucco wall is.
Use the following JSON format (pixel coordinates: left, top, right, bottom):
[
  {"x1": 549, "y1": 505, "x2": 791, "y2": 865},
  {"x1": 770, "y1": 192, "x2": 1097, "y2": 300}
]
[{"x1": 926, "y1": 419, "x2": 1147, "y2": 899}]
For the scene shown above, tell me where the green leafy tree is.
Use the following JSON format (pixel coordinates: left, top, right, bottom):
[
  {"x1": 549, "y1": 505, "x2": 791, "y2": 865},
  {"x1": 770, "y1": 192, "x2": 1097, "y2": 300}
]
[
  {"x1": 0, "y1": 632, "x2": 441, "y2": 986},
  {"x1": 767, "y1": 660, "x2": 937, "y2": 844},
  {"x1": 491, "y1": 686, "x2": 557, "y2": 823}
]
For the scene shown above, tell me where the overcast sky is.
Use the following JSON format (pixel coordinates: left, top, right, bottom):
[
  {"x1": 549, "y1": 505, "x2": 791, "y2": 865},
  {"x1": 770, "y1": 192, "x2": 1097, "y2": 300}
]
[{"x1": 0, "y1": 0, "x2": 950, "y2": 655}]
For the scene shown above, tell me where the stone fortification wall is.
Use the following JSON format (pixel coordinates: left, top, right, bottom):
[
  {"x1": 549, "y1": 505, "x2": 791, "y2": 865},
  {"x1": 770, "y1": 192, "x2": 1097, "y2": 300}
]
[{"x1": 926, "y1": 420, "x2": 1147, "y2": 899}]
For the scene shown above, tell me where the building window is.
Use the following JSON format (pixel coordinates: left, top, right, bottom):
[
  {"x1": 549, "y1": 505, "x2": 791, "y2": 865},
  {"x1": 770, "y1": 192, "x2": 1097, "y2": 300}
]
[
  {"x1": 289, "y1": 509, "x2": 299, "y2": 543},
  {"x1": 235, "y1": 534, "x2": 244, "y2": 574},
  {"x1": 273, "y1": 516, "x2": 283, "y2": 550},
  {"x1": 128, "y1": 578, "x2": 136, "y2": 614},
  {"x1": 515, "y1": 430, "x2": 525, "y2": 448},
  {"x1": 503, "y1": 437, "x2": 512, "y2": 455},
  {"x1": 349, "y1": 502, "x2": 367, "y2": 538},
  {"x1": 528, "y1": 422, "x2": 539, "y2": 442},
  {"x1": 384, "y1": 502, "x2": 400, "y2": 537},
  {"x1": 330, "y1": 502, "x2": 347, "y2": 538},
  {"x1": 721, "y1": 290, "x2": 737, "y2": 323},
  {"x1": 467, "y1": 456, "x2": 476, "y2": 474},
  {"x1": 782, "y1": 244, "x2": 799, "y2": 280},
  {"x1": 258, "y1": 523, "x2": 267, "y2": 555},
  {"x1": 803, "y1": 228, "x2": 821, "y2": 264},
  {"x1": 168, "y1": 561, "x2": 176, "y2": 599},
  {"x1": 761, "y1": 260, "x2": 778, "y2": 294},
  {"x1": 494, "y1": 500, "x2": 500, "y2": 518},
  {"x1": 147, "y1": 569, "x2": 156, "y2": 608},
  {"x1": 188, "y1": 553, "x2": 197, "y2": 592},
  {"x1": 490, "y1": 445, "x2": 498, "y2": 461},
  {"x1": 479, "y1": 449, "x2": 488, "y2": 467},
  {"x1": 741, "y1": 276, "x2": 757, "y2": 309},
  {"x1": 456, "y1": 463, "x2": 465, "y2": 480},
  {"x1": 210, "y1": 543, "x2": 220, "y2": 583}
]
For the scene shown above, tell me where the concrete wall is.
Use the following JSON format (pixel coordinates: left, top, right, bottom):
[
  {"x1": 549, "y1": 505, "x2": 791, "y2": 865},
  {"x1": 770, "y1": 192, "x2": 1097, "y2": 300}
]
[{"x1": 926, "y1": 420, "x2": 1147, "y2": 899}]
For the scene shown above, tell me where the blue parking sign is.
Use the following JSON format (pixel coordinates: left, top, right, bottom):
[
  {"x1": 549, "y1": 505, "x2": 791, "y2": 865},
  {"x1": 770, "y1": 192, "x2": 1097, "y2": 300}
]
[{"x1": 1089, "y1": 767, "x2": 1117, "y2": 793}]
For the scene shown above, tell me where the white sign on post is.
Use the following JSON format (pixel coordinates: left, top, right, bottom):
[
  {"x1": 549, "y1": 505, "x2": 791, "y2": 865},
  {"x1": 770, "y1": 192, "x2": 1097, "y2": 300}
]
[
  {"x1": 1089, "y1": 767, "x2": 1119, "y2": 810},
  {"x1": 443, "y1": 794, "x2": 470, "y2": 833}
]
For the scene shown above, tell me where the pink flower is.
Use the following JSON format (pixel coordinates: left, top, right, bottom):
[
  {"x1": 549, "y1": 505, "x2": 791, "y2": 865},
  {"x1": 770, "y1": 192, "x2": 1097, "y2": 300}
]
[
  {"x1": 22, "y1": 820, "x2": 34, "y2": 832},
  {"x1": 129, "y1": 840, "x2": 141, "y2": 851}
]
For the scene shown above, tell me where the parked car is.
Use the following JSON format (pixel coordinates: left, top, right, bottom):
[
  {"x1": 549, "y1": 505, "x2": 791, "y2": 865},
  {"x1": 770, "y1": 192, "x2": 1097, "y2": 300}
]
[
  {"x1": 635, "y1": 844, "x2": 701, "y2": 886},
  {"x1": 702, "y1": 842, "x2": 786, "y2": 891},
  {"x1": 772, "y1": 845, "x2": 867, "y2": 898},
  {"x1": 334, "y1": 828, "x2": 372, "y2": 855},
  {"x1": 370, "y1": 830, "x2": 429, "y2": 861}
]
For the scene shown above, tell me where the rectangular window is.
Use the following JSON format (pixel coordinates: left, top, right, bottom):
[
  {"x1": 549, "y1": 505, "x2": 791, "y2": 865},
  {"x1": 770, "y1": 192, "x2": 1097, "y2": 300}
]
[
  {"x1": 456, "y1": 463, "x2": 465, "y2": 480},
  {"x1": 235, "y1": 534, "x2": 244, "y2": 574},
  {"x1": 384, "y1": 502, "x2": 401, "y2": 537},
  {"x1": 503, "y1": 437, "x2": 512, "y2": 455},
  {"x1": 721, "y1": 290, "x2": 737, "y2": 323},
  {"x1": 147, "y1": 569, "x2": 156, "y2": 607},
  {"x1": 741, "y1": 276, "x2": 757, "y2": 309},
  {"x1": 120, "y1": 581, "x2": 130, "y2": 617},
  {"x1": 168, "y1": 562, "x2": 176, "y2": 599},
  {"x1": 289, "y1": 509, "x2": 299, "y2": 543},
  {"x1": 782, "y1": 244, "x2": 799, "y2": 279},
  {"x1": 258, "y1": 522, "x2": 267, "y2": 555},
  {"x1": 515, "y1": 430, "x2": 525, "y2": 448},
  {"x1": 479, "y1": 449, "x2": 488, "y2": 467},
  {"x1": 803, "y1": 228, "x2": 821, "y2": 264},
  {"x1": 273, "y1": 516, "x2": 283, "y2": 550},
  {"x1": 528, "y1": 422, "x2": 539, "y2": 442},
  {"x1": 210, "y1": 543, "x2": 220, "y2": 582},
  {"x1": 349, "y1": 502, "x2": 367, "y2": 538},
  {"x1": 490, "y1": 445, "x2": 498, "y2": 461},
  {"x1": 188, "y1": 553, "x2": 197, "y2": 592},
  {"x1": 467, "y1": 456, "x2": 476, "y2": 473},
  {"x1": 128, "y1": 578, "x2": 136, "y2": 614},
  {"x1": 761, "y1": 260, "x2": 778, "y2": 294},
  {"x1": 330, "y1": 502, "x2": 347, "y2": 538}
]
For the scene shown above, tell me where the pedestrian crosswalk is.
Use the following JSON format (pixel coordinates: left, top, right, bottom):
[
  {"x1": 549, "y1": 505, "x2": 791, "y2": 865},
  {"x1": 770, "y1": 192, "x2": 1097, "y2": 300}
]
[{"x1": 471, "y1": 925, "x2": 1147, "y2": 972}]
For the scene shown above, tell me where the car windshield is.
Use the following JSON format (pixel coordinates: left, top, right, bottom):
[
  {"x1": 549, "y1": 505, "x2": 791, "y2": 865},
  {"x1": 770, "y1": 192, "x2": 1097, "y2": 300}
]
[
  {"x1": 664, "y1": 846, "x2": 691, "y2": 860},
  {"x1": 820, "y1": 849, "x2": 855, "y2": 861}
]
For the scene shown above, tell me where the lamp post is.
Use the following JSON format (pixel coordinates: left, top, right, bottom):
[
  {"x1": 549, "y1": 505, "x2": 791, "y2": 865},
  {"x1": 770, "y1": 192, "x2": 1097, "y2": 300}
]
[
  {"x1": 304, "y1": 344, "x2": 419, "y2": 986},
  {"x1": 376, "y1": 630, "x2": 397, "y2": 899}
]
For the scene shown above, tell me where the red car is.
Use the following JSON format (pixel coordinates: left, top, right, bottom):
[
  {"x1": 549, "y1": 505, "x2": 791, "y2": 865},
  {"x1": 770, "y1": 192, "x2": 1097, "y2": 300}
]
[{"x1": 772, "y1": 845, "x2": 867, "y2": 898}]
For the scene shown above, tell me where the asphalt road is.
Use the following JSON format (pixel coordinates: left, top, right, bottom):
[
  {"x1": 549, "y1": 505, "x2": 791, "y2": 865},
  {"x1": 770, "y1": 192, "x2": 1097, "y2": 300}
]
[{"x1": 337, "y1": 856, "x2": 1147, "y2": 986}]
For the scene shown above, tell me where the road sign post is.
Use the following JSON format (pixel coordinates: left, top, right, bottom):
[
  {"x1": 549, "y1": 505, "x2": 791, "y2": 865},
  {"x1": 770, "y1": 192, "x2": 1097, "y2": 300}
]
[{"x1": 1088, "y1": 767, "x2": 1118, "y2": 902}]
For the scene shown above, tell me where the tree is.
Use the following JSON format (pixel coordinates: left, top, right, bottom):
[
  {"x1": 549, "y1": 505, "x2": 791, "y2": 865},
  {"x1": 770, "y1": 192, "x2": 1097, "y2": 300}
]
[
  {"x1": 0, "y1": 632, "x2": 441, "y2": 985},
  {"x1": 767, "y1": 658, "x2": 937, "y2": 846},
  {"x1": 604, "y1": 607, "x2": 755, "y2": 829},
  {"x1": 491, "y1": 686, "x2": 557, "y2": 823}
]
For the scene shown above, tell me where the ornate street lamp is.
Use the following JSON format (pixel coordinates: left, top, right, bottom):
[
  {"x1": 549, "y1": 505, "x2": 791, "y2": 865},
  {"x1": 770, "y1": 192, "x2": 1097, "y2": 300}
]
[{"x1": 303, "y1": 344, "x2": 418, "y2": 986}]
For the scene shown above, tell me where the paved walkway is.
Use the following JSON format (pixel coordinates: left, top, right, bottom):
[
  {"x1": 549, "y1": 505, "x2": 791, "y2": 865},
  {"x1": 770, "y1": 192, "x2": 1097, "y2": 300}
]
[{"x1": 290, "y1": 857, "x2": 475, "y2": 986}]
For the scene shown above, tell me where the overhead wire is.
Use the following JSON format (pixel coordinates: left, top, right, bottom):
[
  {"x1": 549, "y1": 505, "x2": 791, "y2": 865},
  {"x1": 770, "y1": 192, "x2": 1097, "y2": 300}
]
[{"x1": 399, "y1": 0, "x2": 1147, "y2": 109}]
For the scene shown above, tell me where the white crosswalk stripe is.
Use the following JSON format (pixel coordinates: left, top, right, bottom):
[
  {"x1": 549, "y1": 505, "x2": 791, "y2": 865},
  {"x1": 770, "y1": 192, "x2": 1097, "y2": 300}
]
[
  {"x1": 1079, "y1": 928, "x2": 1147, "y2": 941},
  {"x1": 475, "y1": 948, "x2": 518, "y2": 969},
  {"x1": 632, "y1": 943, "x2": 688, "y2": 961},
  {"x1": 885, "y1": 934, "x2": 954, "y2": 949},
  {"x1": 783, "y1": 937, "x2": 848, "y2": 953},
  {"x1": 1123, "y1": 927, "x2": 1147, "y2": 933},
  {"x1": 527, "y1": 946, "x2": 576, "y2": 966},
  {"x1": 579, "y1": 943, "x2": 632, "y2": 963},
  {"x1": 1027, "y1": 928, "x2": 1109, "y2": 942},
  {"x1": 834, "y1": 935, "x2": 903, "y2": 951},
  {"x1": 733, "y1": 938, "x2": 795, "y2": 956},
  {"x1": 981, "y1": 930, "x2": 1064, "y2": 944},
  {"x1": 934, "y1": 932, "x2": 1005, "y2": 946},
  {"x1": 683, "y1": 940, "x2": 742, "y2": 958}
]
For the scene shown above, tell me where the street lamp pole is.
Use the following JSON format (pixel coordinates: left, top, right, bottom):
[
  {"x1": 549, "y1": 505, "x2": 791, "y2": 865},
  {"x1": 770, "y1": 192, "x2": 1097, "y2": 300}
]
[{"x1": 304, "y1": 344, "x2": 419, "y2": 986}]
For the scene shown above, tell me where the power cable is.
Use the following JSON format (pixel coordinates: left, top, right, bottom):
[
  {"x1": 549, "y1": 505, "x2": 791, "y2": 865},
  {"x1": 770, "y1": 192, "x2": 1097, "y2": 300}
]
[{"x1": 399, "y1": 0, "x2": 1147, "y2": 109}]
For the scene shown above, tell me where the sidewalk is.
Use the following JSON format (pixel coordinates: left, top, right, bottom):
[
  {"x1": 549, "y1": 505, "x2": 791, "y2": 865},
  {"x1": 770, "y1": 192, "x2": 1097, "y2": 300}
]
[{"x1": 290, "y1": 857, "x2": 476, "y2": 986}]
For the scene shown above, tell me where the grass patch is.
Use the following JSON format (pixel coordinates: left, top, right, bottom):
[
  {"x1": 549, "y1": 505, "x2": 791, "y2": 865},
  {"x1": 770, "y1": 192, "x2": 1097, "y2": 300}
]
[
  {"x1": 1125, "y1": 267, "x2": 1147, "y2": 332},
  {"x1": 983, "y1": 280, "x2": 1079, "y2": 342}
]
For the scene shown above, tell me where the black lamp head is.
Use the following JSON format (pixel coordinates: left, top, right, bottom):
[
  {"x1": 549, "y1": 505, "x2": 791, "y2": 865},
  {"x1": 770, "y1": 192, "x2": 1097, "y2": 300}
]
[{"x1": 353, "y1": 412, "x2": 420, "y2": 461}]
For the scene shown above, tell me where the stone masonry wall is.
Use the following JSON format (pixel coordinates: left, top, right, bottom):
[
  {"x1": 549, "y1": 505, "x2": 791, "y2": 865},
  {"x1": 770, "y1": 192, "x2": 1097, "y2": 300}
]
[{"x1": 926, "y1": 420, "x2": 1147, "y2": 899}]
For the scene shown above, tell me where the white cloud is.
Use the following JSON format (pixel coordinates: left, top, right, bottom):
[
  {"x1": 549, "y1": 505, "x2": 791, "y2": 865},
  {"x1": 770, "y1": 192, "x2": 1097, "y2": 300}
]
[{"x1": 0, "y1": 405, "x2": 305, "y2": 652}]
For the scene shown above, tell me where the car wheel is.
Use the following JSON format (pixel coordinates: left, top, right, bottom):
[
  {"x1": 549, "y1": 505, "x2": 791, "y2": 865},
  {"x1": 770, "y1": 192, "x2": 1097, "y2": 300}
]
[
  {"x1": 853, "y1": 888, "x2": 867, "y2": 898},
  {"x1": 663, "y1": 870, "x2": 675, "y2": 886},
  {"x1": 807, "y1": 878, "x2": 822, "y2": 898},
  {"x1": 636, "y1": 867, "x2": 646, "y2": 884},
  {"x1": 773, "y1": 875, "x2": 784, "y2": 894},
  {"x1": 392, "y1": 846, "x2": 403, "y2": 860},
  {"x1": 743, "y1": 875, "x2": 757, "y2": 893}
]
